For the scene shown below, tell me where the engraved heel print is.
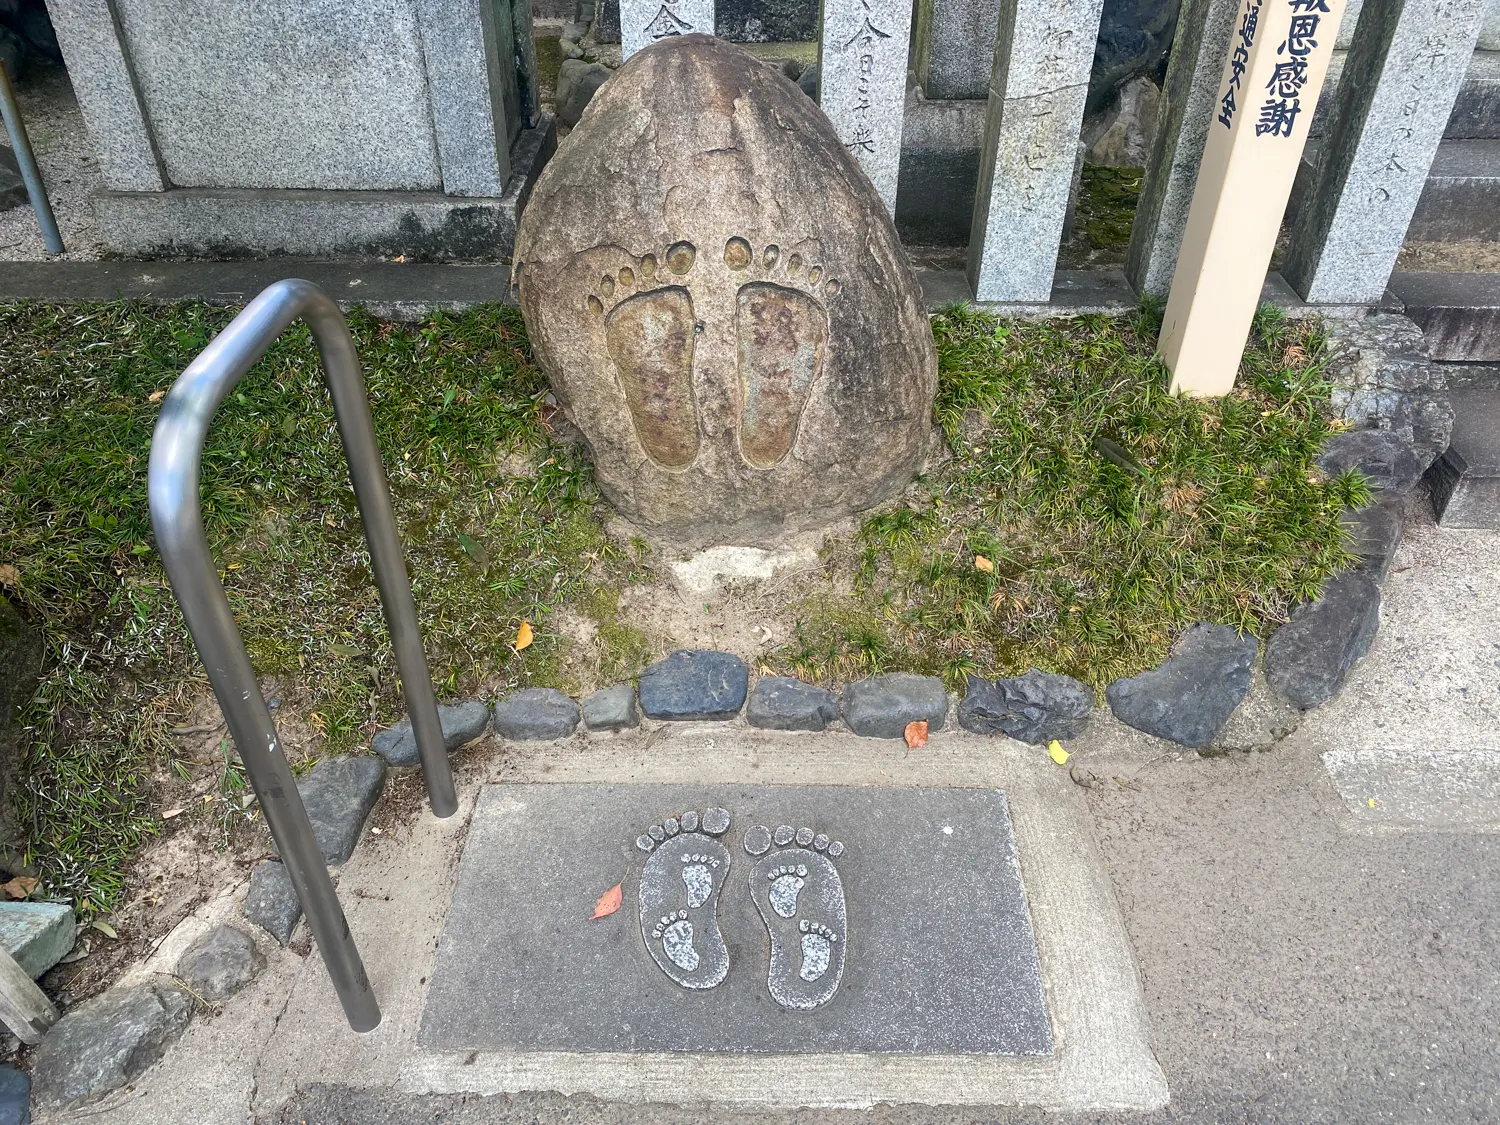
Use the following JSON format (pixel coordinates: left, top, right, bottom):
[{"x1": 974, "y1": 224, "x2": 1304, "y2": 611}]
[
  {"x1": 636, "y1": 806, "x2": 732, "y2": 989},
  {"x1": 744, "y1": 823, "x2": 847, "y2": 1010},
  {"x1": 724, "y1": 238, "x2": 837, "y2": 469},
  {"x1": 590, "y1": 242, "x2": 701, "y2": 469}
]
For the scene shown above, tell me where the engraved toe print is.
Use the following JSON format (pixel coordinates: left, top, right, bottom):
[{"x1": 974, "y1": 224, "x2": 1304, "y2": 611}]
[
  {"x1": 589, "y1": 243, "x2": 702, "y2": 470},
  {"x1": 635, "y1": 807, "x2": 732, "y2": 990},
  {"x1": 745, "y1": 823, "x2": 848, "y2": 1010},
  {"x1": 726, "y1": 238, "x2": 840, "y2": 470}
]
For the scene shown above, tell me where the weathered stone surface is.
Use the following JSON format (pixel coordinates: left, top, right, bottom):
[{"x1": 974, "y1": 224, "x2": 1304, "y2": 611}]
[
  {"x1": 295, "y1": 756, "x2": 387, "y2": 865},
  {"x1": 581, "y1": 684, "x2": 641, "y2": 732},
  {"x1": 32, "y1": 978, "x2": 191, "y2": 1108},
  {"x1": 514, "y1": 35, "x2": 936, "y2": 547},
  {"x1": 914, "y1": 0, "x2": 1002, "y2": 101},
  {"x1": 243, "y1": 860, "x2": 300, "y2": 945},
  {"x1": 1342, "y1": 493, "x2": 1406, "y2": 583},
  {"x1": 959, "y1": 670, "x2": 1093, "y2": 743},
  {"x1": 0, "y1": 1063, "x2": 28, "y2": 1125},
  {"x1": 175, "y1": 924, "x2": 264, "y2": 1002},
  {"x1": 1266, "y1": 572, "x2": 1382, "y2": 709},
  {"x1": 1428, "y1": 386, "x2": 1500, "y2": 529},
  {"x1": 371, "y1": 701, "x2": 490, "y2": 766},
  {"x1": 1086, "y1": 75, "x2": 1163, "y2": 168},
  {"x1": 493, "y1": 688, "x2": 581, "y2": 740},
  {"x1": 1318, "y1": 315, "x2": 1451, "y2": 492},
  {"x1": 1089, "y1": 0, "x2": 1182, "y2": 112},
  {"x1": 0, "y1": 902, "x2": 76, "y2": 979},
  {"x1": 746, "y1": 676, "x2": 838, "y2": 731},
  {"x1": 555, "y1": 59, "x2": 611, "y2": 127},
  {"x1": 1106, "y1": 624, "x2": 1257, "y2": 748},
  {"x1": 842, "y1": 674, "x2": 948, "y2": 739},
  {"x1": 637, "y1": 650, "x2": 748, "y2": 721},
  {"x1": 716, "y1": 0, "x2": 818, "y2": 42}
]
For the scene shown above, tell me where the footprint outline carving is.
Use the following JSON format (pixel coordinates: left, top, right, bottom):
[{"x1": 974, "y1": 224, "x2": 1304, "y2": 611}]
[
  {"x1": 635, "y1": 806, "x2": 733, "y2": 990},
  {"x1": 744, "y1": 822, "x2": 848, "y2": 1011}
]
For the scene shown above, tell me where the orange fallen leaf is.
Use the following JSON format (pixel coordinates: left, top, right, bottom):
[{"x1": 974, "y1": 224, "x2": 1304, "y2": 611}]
[
  {"x1": 2, "y1": 876, "x2": 38, "y2": 900},
  {"x1": 904, "y1": 720, "x2": 928, "y2": 748},
  {"x1": 590, "y1": 882, "x2": 622, "y2": 920},
  {"x1": 974, "y1": 554, "x2": 994, "y2": 573},
  {"x1": 515, "y1": 620, "x2": 533, "y2": 651}
]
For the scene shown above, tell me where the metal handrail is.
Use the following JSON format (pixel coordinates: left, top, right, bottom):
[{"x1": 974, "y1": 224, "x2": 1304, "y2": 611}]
[{"x1": 148, "y1": 280, "x2": 457, "y2": 1031}]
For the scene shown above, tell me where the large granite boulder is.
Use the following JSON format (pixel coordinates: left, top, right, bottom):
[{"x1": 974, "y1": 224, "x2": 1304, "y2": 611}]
[{"x1": 514, "y1": 35, "x2": 936, "y2": 547}]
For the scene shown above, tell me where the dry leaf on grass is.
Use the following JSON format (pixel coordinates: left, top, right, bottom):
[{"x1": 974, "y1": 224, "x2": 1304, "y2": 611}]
[
  {"x1": 1, "y1": 876, "x2": 37, "y2": 900},
  {"x1": 0, "y1": 564, "x2": 18, "y2": 588},
  {"x1": 904, "y1": 720, "x2": 928, "y2": 748},
  {"x1": 973, "y1": 555, "x2": 994, "y2": 573},
  {"x1": 590, "y1": 882, "x2": 622, "y2": 920},
  {"x1": 515, "y1": 620, "x2": 534, "y2": 651},
  {"x1": 148, "y1": 389, "x2": 166, "y2": 403}
]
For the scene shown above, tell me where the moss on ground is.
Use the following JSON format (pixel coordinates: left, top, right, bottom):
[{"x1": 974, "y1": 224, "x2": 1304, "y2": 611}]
[
  {"x1": 775, "y1": 303, "x2": 1368, "y2": 690},
  {"x1": 0, "y1": 302, "x2": 629, "y2": 913}
]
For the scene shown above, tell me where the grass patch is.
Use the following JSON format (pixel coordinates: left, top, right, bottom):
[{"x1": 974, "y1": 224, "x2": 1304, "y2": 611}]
[
  {"x1": 776, "y1": 303, "x2": 1367, "y2": 690},
  {"x1": 0, "y1": 302, "x2": 626, "y2": 913}
]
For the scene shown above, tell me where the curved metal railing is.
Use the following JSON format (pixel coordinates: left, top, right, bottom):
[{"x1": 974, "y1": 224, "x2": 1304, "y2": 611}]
[{"x1": 148, "y1": 280, "x2": 457, "y2": 1031}]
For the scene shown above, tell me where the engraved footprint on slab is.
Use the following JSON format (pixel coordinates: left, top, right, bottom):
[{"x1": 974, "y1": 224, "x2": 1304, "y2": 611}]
[
  {"x1": 587, "y1": 242, "x2": 702, "y2": 470},
  {"x1": 744, "y1": 823, "x2": 848, "y2": 1010},
  {"x1": 723, "y1": 237, "x2": 838, "y2": 470},
  {"x1": 635, "y1": 806, "x2": 733, "y2": 989}
]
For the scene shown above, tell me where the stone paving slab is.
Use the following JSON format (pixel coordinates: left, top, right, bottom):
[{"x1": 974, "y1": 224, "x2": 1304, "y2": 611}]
[
  {"x1": 419, "y1": 783, "x2": 1051, "y2": 1056},
  {"x1": 1323, "y1": 747, "x2": 1500, "y2": 832}
]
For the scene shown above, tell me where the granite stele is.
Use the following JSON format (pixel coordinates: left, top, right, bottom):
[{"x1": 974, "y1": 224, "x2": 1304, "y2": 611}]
[
  {"x1": 513, "y1": 35, "x2": 937, "y2": 547},
  {"x1": 420, "y1": 784, "x2": 1052, "y2": 1055}
]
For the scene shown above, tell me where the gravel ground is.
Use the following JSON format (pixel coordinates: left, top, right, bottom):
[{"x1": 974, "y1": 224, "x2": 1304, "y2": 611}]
[{"x1": 0, "y1": 61, "x2": 103, "y2": 261}]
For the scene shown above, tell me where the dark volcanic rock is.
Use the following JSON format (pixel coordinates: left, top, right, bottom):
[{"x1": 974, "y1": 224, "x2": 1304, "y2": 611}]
[
  {"x1": 1341, "y1": 493, "x2": 1406, "y2": 583},
  {"x1": 638, "y1": 651, "x2": 748, "y2": 721},
  {"x1": 1266, "y1": 572, "x2": 1382, "y2": 709},
  {"x1": 959, "y1": 670, "x2": 1093, "y2": 743},
  {"x1": 581, "y1": 684, "x2": 641, "y2": 731},
  {"x1": 296, "y1": 756, "x2": 387, "y2": 865},
  {"x1": 842, "y1": 674, "x2": 948, "y2": 739},
  {"x1": 715, "y1": 0, "x2": 818, "y2": 42},
  {"x1": 32, "y1": 979, "x2": 191, "y2": 1108},
  {"x1": 176, "y1": 925, "x2": 264, "y2": 1002},
  {"x1": 746, "y1": 676, "x2": 839, "y2": 731},
  {"x1": 371, "y1": 701, "x2": 490, "y2": 766},
  {"x1": 243, "y1": 860, "x2": 301, "y2": 944},
  {"x1": 1106, "y1": 624, "x2": 1258, "y2": 748},
  {"x1": 493, "y1": 689, "x2": 581, "y2": 740},
  {"x1": 1320, "y1": 314, "x2": 1451, "y2": 492},
  {"x1": 514, "y1": 35, "x2": 936, "y2": 547}
]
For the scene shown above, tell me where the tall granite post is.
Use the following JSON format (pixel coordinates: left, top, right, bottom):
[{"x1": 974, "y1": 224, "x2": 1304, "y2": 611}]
[
  {"x1": 913, "y1": 0, "x2": 1003, "y2": 100},
  {"x1": 967, "y1": 0, "x2": 1107, "y2": 302},
  {"x1": 1125, "y1": 0, "x2": 1242, "y2": 297},
  {"x1": 818, "y1": 0, "x2": 918, "y2": 215},
  {"x1": 619, "y1": 0, "x2": 715, "y2": 59},
  {"x1": 1282, "y1": 0, "x2": 1488, "y2": 305}
]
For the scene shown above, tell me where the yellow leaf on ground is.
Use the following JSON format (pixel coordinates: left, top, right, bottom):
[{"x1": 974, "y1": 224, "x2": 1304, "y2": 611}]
[
  {"x1": 590, "y1": 882, "x2": 623, "y2": 920},
  {"x1": 1047, "y1": 740, "x2": 1070, "y2": 766},
  {"x1": 974, "y1": 555, "x2": 994, "y2": 573},
  {"x1": 904, "y1": 720, "x2": 928, "y2": 748},
  {"x1": 515, "y1": 620, "x2": 534, "y2": 651}
]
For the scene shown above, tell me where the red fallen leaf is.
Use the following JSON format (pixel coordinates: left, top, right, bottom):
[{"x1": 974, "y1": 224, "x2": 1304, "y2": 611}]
[
  {"x1": 904, "y1": 720, "x2": 928, "y2": 748},
  {"x1": 590, "y1": 882, "x2": 623, "y2": 920}
]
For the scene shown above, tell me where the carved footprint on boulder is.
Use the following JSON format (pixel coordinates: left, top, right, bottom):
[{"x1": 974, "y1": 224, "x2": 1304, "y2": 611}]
[
  {"x1": 724, "y1": 237, "x2": 838, "y2": 470},
  {"x1": 744, "y1": 822, "x2": 848, "y2": 1010},
  {"x1": 587, "y1": 242, "x2": 702, "y2": 470},
  {"x1": 635, "y1": 807, "x2": 733, "y2": 989}
]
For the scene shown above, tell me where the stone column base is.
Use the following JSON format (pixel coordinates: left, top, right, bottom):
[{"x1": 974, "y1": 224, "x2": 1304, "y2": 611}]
[{"x1": 94, "y1": 119, "x2": 555, "y2": 262}]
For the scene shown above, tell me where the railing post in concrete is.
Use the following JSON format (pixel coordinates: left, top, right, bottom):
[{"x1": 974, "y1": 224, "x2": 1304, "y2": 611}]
[
  {"x1": 1126, "y1": 0, "x2": 1244, "y2": 297},
  {"x1": 1282, "y1": 0, "x2": 1488, "y2": 305},
  {"x1": 818, "y1": 0, "x2": 918, "y2": 215},
  {"x1": 967, "y1": 0, "x2": 1107, "y2": 303}
]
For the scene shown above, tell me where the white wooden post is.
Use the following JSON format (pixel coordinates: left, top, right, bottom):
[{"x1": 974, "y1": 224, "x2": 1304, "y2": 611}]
[
  {"x1": 1160, "y1": 0, "x2": 1348, "y2": 395},
  {"x1": 817, "y1": 0, "x2": 916, "y2": 215},
  {"x1": 967, "y1": 0, "x2": 1107, "y2": 303},
  {"x1": 620, "y1": 0, "x2": 715, "y2": 60}
]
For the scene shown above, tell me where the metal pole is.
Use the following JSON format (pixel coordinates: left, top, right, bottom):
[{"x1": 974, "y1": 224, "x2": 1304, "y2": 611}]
[
  {"x1": 0, "y1": 59, "x2": 63, "y2": 255},
  {"x1": 149, "y1": 280, "x2": 457, "y2": 1031}
]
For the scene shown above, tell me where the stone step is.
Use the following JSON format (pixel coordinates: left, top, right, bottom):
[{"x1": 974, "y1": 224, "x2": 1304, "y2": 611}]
[
  {"x1": 1313, "y1": 50, "x2": 1500, "y2": 141},
  {"x1": 1409, "y1": 139, "x2": 1500, "y2": 242},
  {"x1": 1390, "y1": 271, "x2": 1500, "y2": 361},
  {"x1": 1426, "y1": 386, "x2": 1500, "y2": 528}
]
